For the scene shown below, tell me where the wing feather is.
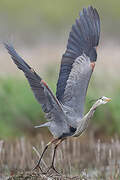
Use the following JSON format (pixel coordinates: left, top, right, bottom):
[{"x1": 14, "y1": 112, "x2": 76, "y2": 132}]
[
  {"x1": 56, "y1": 6, "x2": 100, "y2": 102},
  {"x1": 62, "y1": 54, "x2": 93, "y2": 118},
  {"x1": 4, "y1": 43, "x2": 66, "y2": 123},
  {"x1": 56, "y1": 6, "x2": 100, "y2": 118}
]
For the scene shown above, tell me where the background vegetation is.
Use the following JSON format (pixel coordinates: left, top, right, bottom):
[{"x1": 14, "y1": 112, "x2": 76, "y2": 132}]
[
  {"x1": 0, "y1": 0, "x2": 120, "y2": 138},
  {"x1": 0, "y1": 71, "x2": 120, "y2": 138},
  {"x1": 0, "y1": 0, "x2": 120, "y2": 44}
]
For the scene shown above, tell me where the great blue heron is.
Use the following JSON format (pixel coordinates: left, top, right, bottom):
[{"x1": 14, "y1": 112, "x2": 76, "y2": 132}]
[{"x1": 4, "y1": 6, "x2": 111, "y2": 173}]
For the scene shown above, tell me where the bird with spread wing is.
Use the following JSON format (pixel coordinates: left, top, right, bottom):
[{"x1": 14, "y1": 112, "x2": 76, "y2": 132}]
[{"x1": 4, "y1": 6, "x2": 111, "y2": 173}]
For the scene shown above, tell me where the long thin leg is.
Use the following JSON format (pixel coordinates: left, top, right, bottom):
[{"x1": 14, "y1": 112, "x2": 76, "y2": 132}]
[
  {"x1": 50, "y1": 143, "x2": 59, "y2": 173},
  {"x1": 32, "y1": 138, "x2": 58, "y2": 171},
  {"x1": 32, "y1": 144, "x2": 48, "y2": 171},
  {"x1": 52, "y1": 144, "x2": 58, "y2": 167},
  {"x1": 45, "y1": 138, "x2": 64, "y2": 174},
  {"x1": 52, "y1": 139, "x2": 62, "y2": 166}
]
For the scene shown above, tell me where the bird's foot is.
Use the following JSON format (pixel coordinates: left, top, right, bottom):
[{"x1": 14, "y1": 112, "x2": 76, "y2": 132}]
[
  {"x1": 44, "y1": 165, "x2": 61, "y2": 175},
  {"x1": 32, "y1": 162, "x2": 43, "y2": 173}
]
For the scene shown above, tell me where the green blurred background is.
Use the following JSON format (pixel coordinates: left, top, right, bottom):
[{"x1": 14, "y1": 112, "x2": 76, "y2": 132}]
[{"x1": 0, "y1": 0, "x2": 120, "y2": 138}]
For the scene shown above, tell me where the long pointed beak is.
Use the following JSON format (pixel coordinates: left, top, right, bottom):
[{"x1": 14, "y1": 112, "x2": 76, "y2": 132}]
[{"x1": 106, "y1": 98, "x2": 111, "y2": 102}]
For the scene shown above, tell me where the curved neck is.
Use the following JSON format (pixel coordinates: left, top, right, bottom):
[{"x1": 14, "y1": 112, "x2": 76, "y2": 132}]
[{"x1": 73, "y1": 104, "x2": 97, "y2": 137}]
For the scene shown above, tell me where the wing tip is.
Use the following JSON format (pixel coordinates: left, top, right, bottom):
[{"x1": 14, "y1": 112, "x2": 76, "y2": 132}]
[
  {"x1": 3, "y1": 42, "x2": 12, "y2": 51},
  {"x1": 64, "y1": 5, "x2": 100, "y2": 60}
]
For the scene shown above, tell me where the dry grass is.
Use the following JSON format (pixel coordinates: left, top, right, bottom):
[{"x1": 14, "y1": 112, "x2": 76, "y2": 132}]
[{"x1": 0, "y1": 134, "x2": 120, "y2": 179}]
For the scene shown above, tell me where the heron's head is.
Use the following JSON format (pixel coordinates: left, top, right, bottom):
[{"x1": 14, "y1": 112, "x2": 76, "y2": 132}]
[
  {"x1": 98, "y1": 96, "x2": 111, "y2": 104},
  {"x1": 92, "y1": 96, "x2": 111, "y2": 109}
]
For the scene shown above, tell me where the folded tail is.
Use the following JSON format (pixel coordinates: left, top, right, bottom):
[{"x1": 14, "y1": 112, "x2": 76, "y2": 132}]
[{"x1": 34, "y1": 122, "x2": 50, "y2": 128}]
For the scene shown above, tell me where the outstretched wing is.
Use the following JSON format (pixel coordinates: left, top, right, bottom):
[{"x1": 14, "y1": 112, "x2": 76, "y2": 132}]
[
  {"x1": 56, "y1": 6, "x2": 100, "y2": 117},
  {"x1": 62, "y1": 54, "x2": 94, "y2": 117},
  {"x1": 4, "y1": 43, "x2": 66, "y2": 123}
]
